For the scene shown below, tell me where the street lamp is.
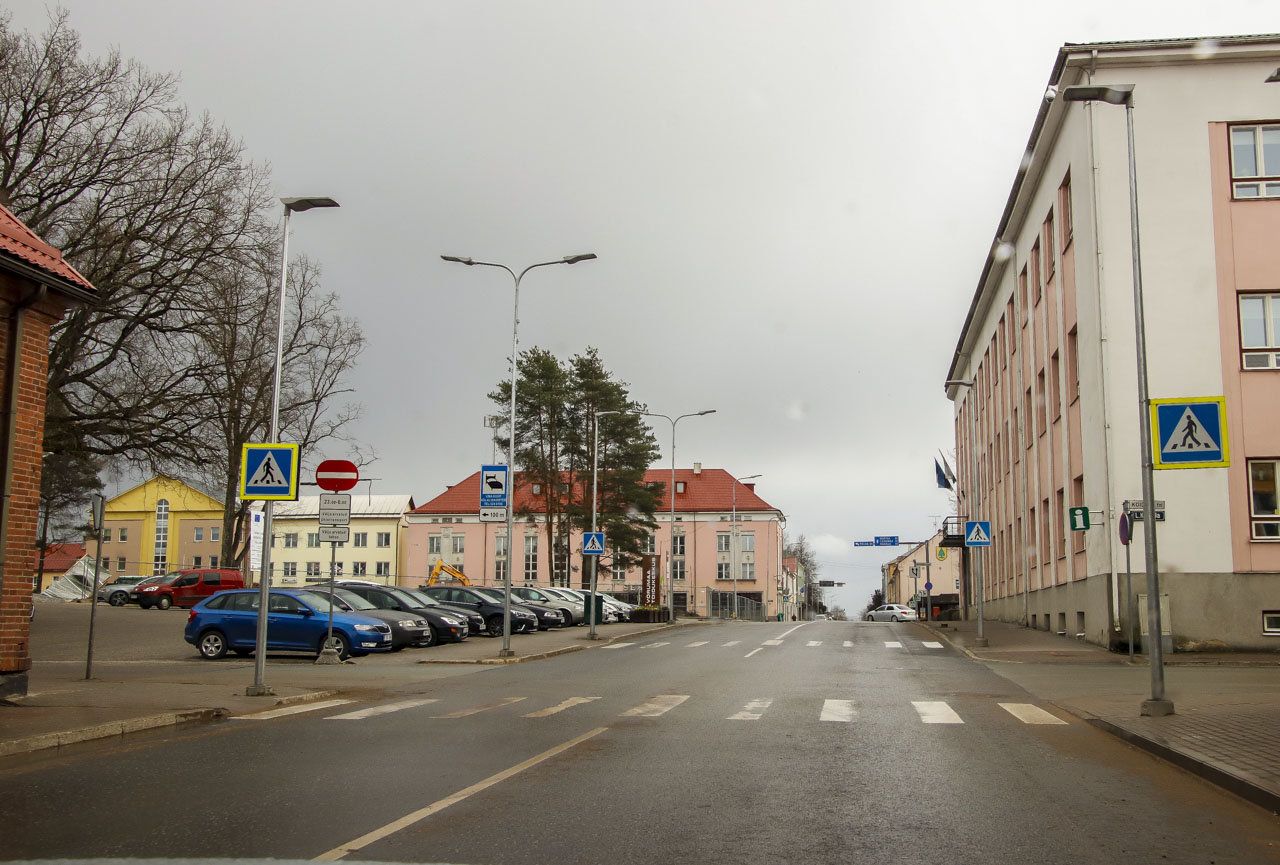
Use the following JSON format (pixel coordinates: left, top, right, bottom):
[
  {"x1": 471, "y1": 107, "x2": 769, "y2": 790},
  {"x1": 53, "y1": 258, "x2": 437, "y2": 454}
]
[
  {"x1": 1057, "y1": 83, "x2": 1171, "y2": 716},
  {"x1": 632, "y1": 410, "x2": 716, "y2": 621},
  {"x1": 944, "y1": 378, "x2": 986, "y2": 647},
  {"x1": 588, "y1": 410, "x2": 620, "y2": 640},
  {"x1": 441, "y1": 253, "x2": 596, "y2": 656},
  {"x1": 731, "y1": 474, "x2": 762, "y2": 619},
  {"x1": 249, "y1": 196, "x2": 340, "y2": 696}
]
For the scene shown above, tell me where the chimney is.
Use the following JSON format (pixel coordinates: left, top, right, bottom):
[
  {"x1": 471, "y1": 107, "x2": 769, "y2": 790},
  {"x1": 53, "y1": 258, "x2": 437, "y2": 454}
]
[{"x1": 693, "y1": 462, "x2": 702, "y2": 475}]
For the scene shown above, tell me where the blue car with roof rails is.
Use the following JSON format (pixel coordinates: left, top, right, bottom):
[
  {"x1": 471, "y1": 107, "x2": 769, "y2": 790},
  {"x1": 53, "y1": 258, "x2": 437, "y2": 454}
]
[{"x1": 184, "y1": 588, "x2": 394, "y2": 660}]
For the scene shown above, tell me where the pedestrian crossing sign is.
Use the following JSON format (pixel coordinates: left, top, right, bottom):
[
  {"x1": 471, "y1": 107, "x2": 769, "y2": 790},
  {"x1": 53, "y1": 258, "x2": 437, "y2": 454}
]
[
  {"x1": 1151, "y1": 397, "x2": 1228, "y2": 470},
  {"x1": 964, "y1": 521, "x2": 991, "y2": 547},
  {"x1": 240, "y1": 443, "x2": 300, "y2": 501},
  {"x1": 583, "y1": 532, "x2": 605, "y2": 555}
]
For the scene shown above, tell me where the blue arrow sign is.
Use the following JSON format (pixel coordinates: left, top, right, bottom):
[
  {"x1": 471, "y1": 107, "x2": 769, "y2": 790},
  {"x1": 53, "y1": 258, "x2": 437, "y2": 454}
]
[
  {"x1": 853, "y1": 541, "x2": 875, "y2": 547},
  {"x1": 582, "y1": 532, "x2": 605, "y2": 555},
  {"x1": 240, "y1": 444, "x2": 299, "y2": 501}
]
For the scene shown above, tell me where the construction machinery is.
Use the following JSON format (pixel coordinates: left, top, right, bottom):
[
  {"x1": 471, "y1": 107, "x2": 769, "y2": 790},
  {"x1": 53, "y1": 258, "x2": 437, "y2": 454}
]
[{"x1": 426, "y1": 559, "x2": 471, "y2": 586}]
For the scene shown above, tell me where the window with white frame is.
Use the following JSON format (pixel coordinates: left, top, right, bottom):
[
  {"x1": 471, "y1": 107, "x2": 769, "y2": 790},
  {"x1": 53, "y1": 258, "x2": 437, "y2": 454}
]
[
  {"x1": 284, "y1": 533, "x2": 298, "y2": 548},
  {"x1": 740, "y1": 533, "x2": 755, "y2": 553},
  {"x1": 282, "y1": 562, "x2": 297, "y2": 578},
  {"x1": 307, "y1": 533, "x2": 320, "y2": 548},
  {"x1": 351, "y1": 561, "x2": 366, "y2": 576},
  {"x1": 1265, "y1": 611, "x2": 1280, "y2": 635},
  {"x1": 741, "y1": 562, "x2": 755, "y2": 582},
  {"x1": 377, "y1": 532, "x2": 391, "y2": 548},
  {"x1": 119, "y1": 527, "x2": 128, "y2": 542},
  {"x1": 116, "y1": 557, "x2": 125, "y2": 571},
  {"x1": 210, "y1": 555, "x2": 219, "y2": 567},
  {"x1": 672, "y1": 559, "x2": 686, "y2": 581},
  {"x1": 717, "y1": 533, "x2": 730, "y2": 553},
  {"x1": 192, "y1": 556, "x2": 202, "y2": 567},
  {"x1": 377, "y1": 562, "x2": 391, "y2": 576},
  {"x1": 611, "y1": 562, "x2": 627, "y2": 581},
  {"x1": 103, "y1": 528, "x2": 112, "y2": 543},
  {"x1": 428, "y1": 535, "x2": 442, "y2": 554},
  {"x1": 194, "y1": 527, "x2": 204, "y2": 543},
  {"x1": 306, "y1": 562, "x2": 321, "y2": 576},
  {"x1": 354, "y1": 532, "x2": 368, "y2": 547},
  {"x1": 211, "y1": 526, "x2": 220, "y2": 542},
  {"x1": 452, "y1": 535, "x2": 465, "y2": 555},
  {"x1": 717, "y1": 562, "x2": 731, "y2": 580},
  {"x1": 642, "y1": 534, "x2": 655, "y2": 555},
  {"x1": 1249, "y1": 459, "x2": 1280, "y2": 539},
  {"x1": 672, "y1": 533, "x2": 686, "y2": 556},
  {"x1": 1239, "y1": 293, "x2": 1280, "y2": 369},
  {"x1": 524, "y1": 535, "x2": 538, "y2": 582},
  {"x1": 1230, "y1": 124, "x2": 1280, "y2": 199}
]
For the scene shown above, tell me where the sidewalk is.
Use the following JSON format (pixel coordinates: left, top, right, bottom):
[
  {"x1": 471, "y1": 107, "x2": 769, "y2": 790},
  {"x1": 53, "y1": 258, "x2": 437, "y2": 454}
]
[
  {"x1": 0, "y1": 617, "x2": 702, "y2": 759},
  {"x1": 923, "y1": 618, "x2": 1280, "y2": 814}
]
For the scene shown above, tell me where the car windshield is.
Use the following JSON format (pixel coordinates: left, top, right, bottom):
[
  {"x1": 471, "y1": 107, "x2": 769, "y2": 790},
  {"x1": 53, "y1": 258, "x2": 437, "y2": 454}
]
[
  {"x1": 330, "y1": 588, "x2": 376, "y2": 610},
  {"x1": 400, "y1": 588, "x2": 441, "y2": 607},
  {"x1": 292, "y1": 590, "x2": 342, "y2": 611},
  {"x1": 474, "y1": 588, "x2": 504, "y2": 601},
  {"x1": 154, "y1": 573, "x2": 183, "y2": 585}
]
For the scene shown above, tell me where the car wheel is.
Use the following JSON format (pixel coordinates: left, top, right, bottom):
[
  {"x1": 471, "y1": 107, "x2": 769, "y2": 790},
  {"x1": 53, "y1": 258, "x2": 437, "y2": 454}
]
[
  {"x1": 423, "y1": 625, "x2": 438, "y2": 647},
  {"x1": 320, "y1": 632, "x2": 351, "y2": 660},
  {"x1": 157, "y1": 595, "x2": 172, "y2": 610},
  {"x1": 891, "y1": 615, "x2": 899, "y2": 622},
  {"x1": 486, "y1": 615, "x2": 504, "y2": 637},
  {"x1": 560, "y1": 610, "x2": 573, "y2": 626},
  {"x1": 108, "y1": 592, "x2": 127, "y2": 607},
  {"x1": 198, "y1": 630, "x2": 228, "y2": 659}
]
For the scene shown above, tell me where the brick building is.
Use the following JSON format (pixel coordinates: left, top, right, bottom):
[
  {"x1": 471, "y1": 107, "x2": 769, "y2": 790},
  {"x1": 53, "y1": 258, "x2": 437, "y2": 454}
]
[{"x1": 0, "y1": 204, "x2": 96, "y2": 698}]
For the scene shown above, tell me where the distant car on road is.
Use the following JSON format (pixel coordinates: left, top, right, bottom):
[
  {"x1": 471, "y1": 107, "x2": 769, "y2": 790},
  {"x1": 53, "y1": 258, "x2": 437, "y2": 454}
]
[
  {"x1": 865, "y1": 604, "x2": 918, "y2": 622},
  {"x1": 96, "y1": 575, "x2": 152, "y2": 606},
  {"x1": 133, "y1": 568, "x2": 245, "y2": 609}
]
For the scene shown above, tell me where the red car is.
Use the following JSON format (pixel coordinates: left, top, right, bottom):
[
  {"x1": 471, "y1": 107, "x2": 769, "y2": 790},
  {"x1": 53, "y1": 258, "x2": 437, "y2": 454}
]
[{"x1": 132, "y1": 568, "x2": 245, "y2": 610}]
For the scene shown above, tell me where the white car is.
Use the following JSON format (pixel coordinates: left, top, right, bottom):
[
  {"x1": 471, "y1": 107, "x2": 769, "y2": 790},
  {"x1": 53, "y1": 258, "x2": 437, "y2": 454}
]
[{"x1": 865, "y1": 604, "x2": 918, "y2": 622}]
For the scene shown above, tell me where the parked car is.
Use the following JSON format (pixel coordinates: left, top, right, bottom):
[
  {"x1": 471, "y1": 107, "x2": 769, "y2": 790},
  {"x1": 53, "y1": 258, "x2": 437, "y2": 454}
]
[
  {"x1": 397, "y1": 587, "x2": 485, "y2": 638},
  {"x1": 305, "y1": 587, "x2": 440, "y2": 649},
  {"x1": 471, "y1": 586, "x2": 564, "y2": 630},
  {"x1": 183, "y1": 588, "x2": 393, "y2": 660},
  {"x1": 511, "y1": 585, "x2": 584, "y2": 626},
  {"x1": 332, "y1": 582, "x2": 470, "y2": 645},
  {"x1": 134, "y1": 568, "x2": 245, "y2": 610},
  {"x1": 97, "y1": 575, "x2": 153, "y2": 606},
  {"x1": 555, "y1": 587, "x2": 628, "y2": 623},
  {"x1": 419, "y1": 585, "x2": 539, "y2": 636},
  {"x1": 865, "y1": 604, "x2": 918, "y2": 622}
]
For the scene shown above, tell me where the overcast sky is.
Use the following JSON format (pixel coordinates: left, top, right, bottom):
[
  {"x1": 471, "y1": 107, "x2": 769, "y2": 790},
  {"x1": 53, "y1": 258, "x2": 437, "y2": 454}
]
[{"x1": 8, "y1": 1, "x2": 1276, "y2": 613}]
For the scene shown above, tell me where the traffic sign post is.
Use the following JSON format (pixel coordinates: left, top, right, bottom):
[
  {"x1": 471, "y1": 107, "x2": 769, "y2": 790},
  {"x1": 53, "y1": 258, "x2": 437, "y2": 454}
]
[
  {"x1": 1119, "y1": 512, "x2": 1134, "y2": 663},
  {"x1": 314, "y1": 488, "x2": 352, "y2": 666},
  {"x1": 480, "y1": 465, "x2": 509, "y2": 523},
  {"x1": 964, "y1": 521, "x2": 991, "y2": 646}
]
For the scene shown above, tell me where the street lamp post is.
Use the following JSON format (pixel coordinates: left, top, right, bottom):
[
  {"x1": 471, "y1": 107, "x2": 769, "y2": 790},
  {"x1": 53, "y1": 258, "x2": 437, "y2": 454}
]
[
  {"x1": 944, "y1": 378, "x2": 986, "y2": 647},
  {"x1": 588, "y1": 409, "x2": 620, "y2": 640},
  {"x1": 1057, "y1": 83, "x2": 1171, "y2": 716},
  {"x1": 633, "y1": 410, "x2": 716, "y2": 621},
  {"x1": 441, "y1": 253, "x2": 596, "y2": 656},
  {"x1": 248, "y1": 196, "x2": 340, "y2": 697},
  {"x1": 731, "y1": 474, "x2": 762, "y2": 619}
]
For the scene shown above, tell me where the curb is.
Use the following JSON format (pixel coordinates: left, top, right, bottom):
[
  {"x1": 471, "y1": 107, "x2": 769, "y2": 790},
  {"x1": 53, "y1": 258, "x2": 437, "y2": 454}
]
[{"x1": 0, "y1": 708, "x2": 224, "y2": 758}]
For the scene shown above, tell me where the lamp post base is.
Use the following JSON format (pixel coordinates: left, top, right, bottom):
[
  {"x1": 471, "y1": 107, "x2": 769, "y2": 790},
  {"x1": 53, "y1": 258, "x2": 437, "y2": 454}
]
[
  {"x1": 971, "y1": 637, "x2": 989, "y2": 648},
  {"x1": 1141, "y1": 698, "x2": 1175, "y2": 717},
  {"x1": 498, "y1": 648, "x2": 516, "y2": 658},
  {"x1": 314, "y1": 648, "x2": 343, "y2": 665},
  {"x1": 245, "y1": 684, "x2": 276, "y2": 697}
]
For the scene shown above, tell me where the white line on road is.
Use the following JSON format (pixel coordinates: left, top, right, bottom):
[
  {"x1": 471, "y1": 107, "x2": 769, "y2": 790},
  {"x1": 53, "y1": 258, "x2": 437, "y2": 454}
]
[
  {"x1": 912, "y1": 701, "x2": 964, "y2": 724},
  {"x1": 773, "y1": 623, "x2": 809, "y2": 639},
  {"x1": 638, "y1": 641, "x2": 670, "y2": 649},
  {"x1": 884, "y1": 641, "x2": 903, "y2": 648},
  {"x1": 744, "y1": 648, "x2": 763, "y2": 658},
  {"x1": 922, "y1": 641, "x2": 944, "y2": 649},
  {"x1": 621, "y1": 695, "x2": 690, "y2": 717},
  {"x1": 232, "y1": 699, "x2": 353, "y2": 720},
  {"x1": 763, "y1": 639, "x2": 783, "y2": 646},
  {"x1": 432, "y1": 697, "x2": 526, "y2": 719},
  {"x1": 602, "y1": 642, "x2": 633, "y2": 649},
  {"x1": 843, "y1": 641, "x2": 854, "y2": 648},
  {"x1": 326, "y1": 699, "x2": 438, "y2": 720},
  {"x1": 728, "y1": 698, "x2": 774, "y2": 720},
  {"x1": 523, "y1": 697, "x2": 601, "y2": 718},
  {"x1": 820, "y1": 699, "x2": 857, "y2": 722},
  {"x1": 806, "y1": 641, "x2": 822, "y2": 647},
  {"x1": 313, "y1": 726, "x2": 609, "y2": 861},
  {"x1": 999, "y1": 703, "x2": 1068, "y2": 725},
  {"x1": 686, "y1": 641, "x2": 709, "y2": 647},
  {"x1": 722, "y1": 641, "x2": 741, "y2": 647}
]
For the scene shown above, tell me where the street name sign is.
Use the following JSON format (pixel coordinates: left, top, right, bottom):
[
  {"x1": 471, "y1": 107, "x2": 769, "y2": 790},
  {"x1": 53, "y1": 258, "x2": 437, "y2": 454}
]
[
  {"x1": 1151, "y1": 397, "x2": 1228, "y2": 469},
  {"x1": 964, "y1": 521, "x2": 992, "y2": 547},
  {"x1": 874, "y1": 536, "x2": 899, "y2": 546},
  {"x1": 1122, "y1": 499, "x2": 1167, "y2": 522},
  {"x1": 241, "y1": 443, "x2": 299, "y2": 501},
  {"x1": 318, "y1": 494, "x2": 351, "y2": 527}
]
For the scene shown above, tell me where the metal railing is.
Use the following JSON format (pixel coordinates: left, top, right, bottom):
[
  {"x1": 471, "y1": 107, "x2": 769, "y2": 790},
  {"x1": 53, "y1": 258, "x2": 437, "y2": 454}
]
[{"x1": 709, "y1": 590, "x2": 767, "y2": 621}]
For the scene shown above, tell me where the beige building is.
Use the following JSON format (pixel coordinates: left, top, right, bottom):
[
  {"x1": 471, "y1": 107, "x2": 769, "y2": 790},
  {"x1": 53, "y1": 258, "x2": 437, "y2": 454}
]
[
  {"x1": 259, "y1": 495, "x2": 415, "y2": 586},
  {"x1": 882, "y1": 531, "x2": 962, "y2": 618}
]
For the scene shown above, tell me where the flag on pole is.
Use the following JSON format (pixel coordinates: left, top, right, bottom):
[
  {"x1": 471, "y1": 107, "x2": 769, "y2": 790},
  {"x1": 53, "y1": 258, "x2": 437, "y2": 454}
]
[{"x1": 935, "y1": 459, "x2": 953, "y2": 490}]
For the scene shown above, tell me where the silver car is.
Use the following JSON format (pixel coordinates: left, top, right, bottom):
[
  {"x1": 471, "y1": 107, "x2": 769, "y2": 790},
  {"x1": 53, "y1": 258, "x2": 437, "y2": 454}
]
[{"x1": 865, "y1": 604, "x2": 918, "y2": 622}]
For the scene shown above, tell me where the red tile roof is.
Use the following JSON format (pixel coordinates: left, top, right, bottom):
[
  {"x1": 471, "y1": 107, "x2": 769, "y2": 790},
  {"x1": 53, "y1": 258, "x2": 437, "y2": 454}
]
[
  {"x1": 411, "y1": 468, "x2": 778, "y2": 516},
  {"x1": 0, "y1": 203, "x2": 95, "y2": 294},
  {"x1": 40, "y1": 542, "x2": 87, "y2": 572}
]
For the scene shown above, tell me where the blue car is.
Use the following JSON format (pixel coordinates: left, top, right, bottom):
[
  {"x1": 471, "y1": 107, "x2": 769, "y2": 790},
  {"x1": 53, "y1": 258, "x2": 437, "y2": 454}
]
[{"x1": 184, "y1": 588, "x2": 394, "y2": 660}]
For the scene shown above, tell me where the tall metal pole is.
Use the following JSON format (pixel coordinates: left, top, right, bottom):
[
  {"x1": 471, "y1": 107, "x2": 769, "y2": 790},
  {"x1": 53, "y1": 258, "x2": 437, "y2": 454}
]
[{"x1": 589, "y1": 410, "x2": 618, "y2": 639}]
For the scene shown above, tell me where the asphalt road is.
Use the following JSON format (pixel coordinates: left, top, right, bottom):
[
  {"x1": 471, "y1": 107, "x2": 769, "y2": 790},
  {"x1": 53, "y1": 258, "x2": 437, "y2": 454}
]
[{"x1": 3, "y1": 619, "x2": 1277, "y2": 864}]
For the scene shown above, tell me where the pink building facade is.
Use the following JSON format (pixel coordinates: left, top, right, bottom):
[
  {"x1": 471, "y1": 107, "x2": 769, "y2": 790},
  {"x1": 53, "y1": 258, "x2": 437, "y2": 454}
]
[
  {"x1": 402, "y1": 465, "x2": 788, "y2": 619},
  {"x1": 946, "y1": 36, "x2": 1280, "y2": 650}
]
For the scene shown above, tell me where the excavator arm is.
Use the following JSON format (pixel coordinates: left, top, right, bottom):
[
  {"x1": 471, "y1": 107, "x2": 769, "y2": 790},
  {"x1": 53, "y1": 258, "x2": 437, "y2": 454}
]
[{"x1": 426, "y1": 559, "x2": 471, "y2": 585}]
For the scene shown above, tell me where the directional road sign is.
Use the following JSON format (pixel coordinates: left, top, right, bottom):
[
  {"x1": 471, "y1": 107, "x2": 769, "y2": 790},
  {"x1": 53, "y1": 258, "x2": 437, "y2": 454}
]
[
  {"x1": 874, "y1": 536, "x2": 899, "y2": 546},
  {"x1": 964, "y1": 521, "x2": 992, "y2": 547},
  {"x1": 583, "y1": 532, "x2": 605, "y2": 555},
  {"x1": 1122, "y1": 499, "x2": 1167, "y2": 522},
  {"x1": 1151, "y1": 397, "x2": 1228, "y2": 469},
  {"x1": 853, "y1": 541, "x2": 874, "y2": 547},
  {"x1": 240, "y1": 444, "x2": 299, "y2": 501},
  {"x1": 316, "y1": 459, "x2": 359, "y2": 492}
]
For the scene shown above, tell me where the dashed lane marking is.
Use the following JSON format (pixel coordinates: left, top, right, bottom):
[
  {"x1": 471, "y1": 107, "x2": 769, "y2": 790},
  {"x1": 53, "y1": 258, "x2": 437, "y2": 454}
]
[
  {"x1": 621, "y1": 695, "x2": 689, "y2": 717},
  {"x1": 763, "y1": 639, "x2": 783, "y2": 646},
  {"x1": 638, "y1": 641, "x2": 670, "y2": 649},
  {"x1": 722, "y1": 641, "x2": 741, "y2": 647},
  {"x1": 523, "y1": 697, "x2": 601, "y2": 718},
  {"x1": 922, "y1": 642, "x2": 944, "y2": 649},
  {"x1": 728, "y1": 699, "x2": 773, "y2": 720},
  {"x1": 602, "y1": 642, "x2": 633, "y2": 650},
  {"x1": 432, "y1": 697, "x2": 526, "y2": 719},
  {"x1": 744, "y1": 648, "x2": 763, "y2": 658},
  {"x1": 843, "y1": 641, "x2": 854, "y2": 648},
  {"x1": 807, "y1": 641, "x2": 822, "y2": 647},
  {"x1": 232, "y1": 699, "x2": 354, "y2": 720},
  {"x1": 686, "y1": 641, "x2": 709, "y2": 647},
  {"x1": 884, "y1": 641, "x2": 903, "y2": 648}
]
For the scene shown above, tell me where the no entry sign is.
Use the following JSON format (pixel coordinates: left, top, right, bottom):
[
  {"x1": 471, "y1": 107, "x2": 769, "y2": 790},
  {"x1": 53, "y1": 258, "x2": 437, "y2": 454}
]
[{"x1": 316, "y1": 459, "x2": 359, "y2": 492}]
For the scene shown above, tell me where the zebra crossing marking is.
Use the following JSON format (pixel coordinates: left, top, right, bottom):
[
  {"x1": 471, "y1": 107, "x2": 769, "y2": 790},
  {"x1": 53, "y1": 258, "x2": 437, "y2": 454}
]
[
  {"x1": 326, "y1": 699, "x2": 438, "y2": 720},
  {"x1": 913, "y1": 701, "x2": 964, "y2": 724},
  {"x1": 432, "y1": 696, "x2": 527, "y2": 719},
  {"x1": 999, "y1": 703, "x2": 1067, "y2": 725},
  {"x1": 843, "y1": 641, "x2": 854, "y2": 648},
  {"x1": 820, "y1": 699, "x2": 857, "y2": 722},
  {"x1": 763, "y1": 639, "x2": 783, "y2": 646},
  {"x1": 639, "y1": 641, "x2": 670, "y2": 649},
  {"x1": 722, "y1": 641, "x2": 741, "y2": 647},
  {"x1": 884, "y1": 641, "x2": 903, "y2": 648},
  {"x1": 728, "y1": 698, "x2": 774, "y2": 720},
  {"x1": 232, "y1": 699, "x2": 353, "y2": 720},
  {"x1": 523, "y1": 697, "x2": 601, "y2": 718},
  {"x1": 602, "y1": 642, "x2": 634, "y2": 649},
  {"x1": 687, "y1": 641, "x2": 709, "y2": 647},
  {"x1": 806, "y1": 641, "x2": 822, "y2": 647},
  {"x1": 621, "y1": 695, "x2": 689, "y2": 717},
  {"x1": 922, "y1": 641, "x2": 944, "y2": 649}
]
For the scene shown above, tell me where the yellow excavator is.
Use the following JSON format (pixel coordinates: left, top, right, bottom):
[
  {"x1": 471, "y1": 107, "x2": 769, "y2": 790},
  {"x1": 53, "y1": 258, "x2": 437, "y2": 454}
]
[{"x1": 426, "y1": 559, "x2": 471, "y2": 586}]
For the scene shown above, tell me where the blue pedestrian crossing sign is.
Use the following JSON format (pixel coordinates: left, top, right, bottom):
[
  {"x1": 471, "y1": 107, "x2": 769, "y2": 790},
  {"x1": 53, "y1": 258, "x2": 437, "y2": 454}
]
[
  {"x1": 240, "y1": 443, "x2": 300, "y2": 501},
  {"x1": 964, "y1": 521, "x2": 992, "y2": 547},
  {"x1": 1151, "y1": 397, "x2": 1228, "y2": 469},
  {"x1": 582, "y1": 532, "x2": 605, "y2": 555}
]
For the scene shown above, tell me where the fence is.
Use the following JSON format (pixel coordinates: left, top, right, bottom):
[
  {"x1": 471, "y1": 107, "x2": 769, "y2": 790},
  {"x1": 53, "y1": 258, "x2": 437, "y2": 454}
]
[{"x1": 708, "y1": 590, "x2": 767, "y2": 621}]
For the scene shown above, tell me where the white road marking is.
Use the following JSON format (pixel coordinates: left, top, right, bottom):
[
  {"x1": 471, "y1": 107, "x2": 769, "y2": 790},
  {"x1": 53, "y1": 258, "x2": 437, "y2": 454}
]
[
  {"x1": 602, "y1": 642, "x2": 633, "y2": 649},
  {"x1": 999, "y1": 703, "x2": 1068, "y2": 725},
  {"x1": 728, "y1": 698, "x2": 773, "y2": 720},
  {"x1": 639, "y1": 641, "x2": 670, "y2": 649},
  {"x1": 922, "y1": 641, "x2": 944, "y2": 649},
  {"x1": 763, "y1": 639, "x2": 783, "y2": 646},
  {"x1": 326, "y1": 699, "x2": 437, "y2": 720},
  {"x1": 686, "y1": 641, "x2": 709, "y2": 647},
  {"x1": 744, "y1": 648, "x2": 763, "y2": 658},
  {"x1": 884, "y1": 641, "x2": 903, "y2": 648},
  {"x1": 843, "y1": 641, "x2": 854, "y2": 648},
  {"x1": 820, "y1": 699, "x2": 857, "y2": 722},
  {"x1": 432, "y1": 697, "x2": 526, "y2": 719},
  {"x1": 314, "y1": 726, "x2": 609, "y2": 861},
  {"x1": 523, "y1": 697, "x2": 600, "y2": 718},
  {"x1": 774, "y1": 623, "x2": 808, "y2": 639},
  {"x1": 806, "y1": 641, "x2": 822, "y2": 647},
  {"x1": 912, "y1": 701, "x2": 964, "y2": 724},
  {"x1": 621, "y1": 695, "x2": 689, "y2": 717},
  {"x1": 722, "y1": 641, "x2": 741, "y2": 647},
  {"x1": 233, "y1": 699, "x2": 354, "y2": 720}
]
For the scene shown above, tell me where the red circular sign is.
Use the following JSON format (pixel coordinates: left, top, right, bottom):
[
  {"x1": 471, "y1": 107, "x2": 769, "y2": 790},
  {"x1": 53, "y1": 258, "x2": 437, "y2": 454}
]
[{"x1": 316, "y1": 459, "x2": 359, "y2": 492}]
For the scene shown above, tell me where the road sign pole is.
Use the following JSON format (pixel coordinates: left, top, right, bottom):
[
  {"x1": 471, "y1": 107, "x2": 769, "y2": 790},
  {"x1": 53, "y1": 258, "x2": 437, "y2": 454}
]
[{"x1": 316, "y1": 542, "x2": 341, "y2": 665}]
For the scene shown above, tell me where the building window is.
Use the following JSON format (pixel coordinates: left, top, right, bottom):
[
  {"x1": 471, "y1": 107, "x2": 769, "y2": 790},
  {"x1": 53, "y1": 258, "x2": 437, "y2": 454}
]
[
  {"x1": 1230, "y1": 124, "x2": 1280, "y2": 198},
  {"x1": 1249, "y1": 459, "x2": 1280, "y2": 539},
  {"x1": 307, "y1": 533, "x2": 320, "y2": 548},
  {"x1": 354, "y1": 532, "x2": 368, "y2": 547},
  {"x1": 282, "y1": 562, "x2": 297, "y2": 578},
  {"x1": 116, "y1": 557, "x2": 125, "y2": 571},
  {"x1": 1050, "y1": 352, "x2": 1061, "y2": 420},
  {"x1": 102, "y1": 527, "x2": 112, "y2": 543},
  {"x1": 452, "y1": 535, "x2": 465, "y2": 555},
  {"x1": 642, "y1": 534, "x2": 655, "y2": 555},
  {"x1": 672, "y1": 533, "x2": 686, "y2": 556},
  {"x1": 1072, "y1": 475, "x2": 1086, "y2": 555},
  {"x1": 1067, "y1": 327, "x2": 1080, "y2": 403},
  {"x1": 377, "y1": 532, "x2": 391, "y2": 548},
  {"x1": 192, "y1": 556, "x2": 202, "y2": 567},
  {"x1": 281, "y1": 533, "x2": 296, "y2": 548},
  {"x1": 306, "y1": 562, "x2": 321, "y2": 576},
  {"x1": 351, "y1": 561, "x2": 366, "y2": 576},
  {"x1": 428, "y1": 535, "x2": 442, "y2": 554},
  {"x1": 740, "y1": 533, "x2": 755, "y2": 553},
  {"x1": 1059, "y1": 173, "x2": 1073, "y2": 248},
  {"x1": 717, "y1": 533, "x2": 730, "y2": 553},
  {"x1": 741, "y1": 562, "x2": 755, "y2": 582},
  {"x1": 1043, "y1": 211, "x2": 1055, "y2": 278},
  {"x1": 612, "y1": 562, "x2": 627, "y2": 581},
  {"x1": 119, "y1": 527, "x2": 128, "y2": 542},
  {"x1": 672, "y1": 559, "x2": 686, "y2": 581},
  {"x1": 1019, "y1": 267, "x2": 1029, "y2": 324},
  {"x1": 1239, "y1": 293, "x2": 1280, "y2": 369},
  {"x1": 377, "y1": 562, "x2": 391, "y2": 577},
  {"x1": 532, "y1": 483, "x2": 541, "y2": 495},
  {"x1": 1030, "y1": 240, "x2": 1041, "y2": 303},
  {"x1": 717, "y1": 562, "x2": 731, "y2": 581},
  {"x1": 495, "y1": 557, "x2": 508, "y2": 584},
  {"x1": 1264, "y1": 611, "x2": 1280, "y2": 635},
  {"x1": 210, "y1": 555, "x2": 219, "y2": 568},
  {"x1": 1056, "y1": 488, "x2": 1067, "y2": 560},
  {"x1": 194, "y1": 527, "x2": 203, "y2": 543},
  {"x1": 211, "y1": 526, "x2": 220, "y2": 542},
  {"x1": 153, "y1": 499, "x2": 169, "y2": 574},
  {"x1": 675, "y1": 481, "x2": 686, "y2": 494},
  {"x1": 524, "y1": 535, "x2": 538, "y2": 582},
  {"x1": 330, "y1": 562, "x2": 343, "y2": 577}
]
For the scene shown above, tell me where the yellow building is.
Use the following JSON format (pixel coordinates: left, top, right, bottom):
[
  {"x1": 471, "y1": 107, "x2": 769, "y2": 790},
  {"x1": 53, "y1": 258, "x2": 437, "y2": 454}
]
[
  {"x1": 86, "y1": 475, "x2": 230, "y2": 577},
  {"x1": 257, "y1": 495, "x2": 415, "y2": 587}
]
